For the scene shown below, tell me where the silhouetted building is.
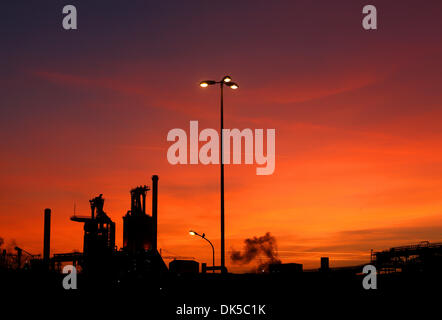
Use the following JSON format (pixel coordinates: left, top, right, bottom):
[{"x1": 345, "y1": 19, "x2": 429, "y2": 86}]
[
  {"x1": 373, "y1": 241, "x2": 442, "y2": 273},
  {"x1": 71, "y1": 194, "x2": 116, "y2": 271},
  {"x1": 123, "y1": 185, "x2": 153, "y2": 254},
  {"x1": 120, "y1": 175, "x2": 167, "y2": 275},
  {"x1": 320, "y1": 257, "x2": 329, "y2": 271},
  {"x1": 269, "y1": 263, "x2": 303, "y2": 273},
  {"x1": 169, "y1": 260, "x2": 199, "y2": 274}
]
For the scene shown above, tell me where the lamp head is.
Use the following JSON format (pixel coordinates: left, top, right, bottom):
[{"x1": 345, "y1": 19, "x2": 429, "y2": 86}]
[
  {"x1": 226, "y1": 82, "x2": 239, "y2": 90},
  {"x1": 189, "y1": 230, "x2": 196, "y2": 236},
  {"x1": 222, "y1": 75, "x2": 232, "y2": 83},
  {"x1": 200, "y1": 80, "x2": 216, "y2": 88}
]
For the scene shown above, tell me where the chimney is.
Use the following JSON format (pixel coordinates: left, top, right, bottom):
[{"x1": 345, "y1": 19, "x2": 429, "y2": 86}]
[
  {"x1": 152, "y1": 175, "x2": 158, "y2": 251},
  {"x1": 142, "y1": 193, "x2": 146, "y2": 214},
  {"x1": 15, "y1": 247, "x2": 22, "y2": 269},
  {"x1": 43, "y1": 208, "x2": 51, "y2": 264}
]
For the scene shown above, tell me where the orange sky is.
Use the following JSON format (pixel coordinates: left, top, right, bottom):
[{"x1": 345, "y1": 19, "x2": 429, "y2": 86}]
[{"x1": 1, "y1": 1, "x2": 442, "y2": 272}]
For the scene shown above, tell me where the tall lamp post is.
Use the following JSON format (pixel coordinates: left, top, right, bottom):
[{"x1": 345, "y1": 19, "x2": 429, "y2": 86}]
[
  {"x1": 199, "y1": 76, "x2": 239, "y2": 273},
  {"x1": 189, "y1": 230, "x2": 215, "y2": 272}
]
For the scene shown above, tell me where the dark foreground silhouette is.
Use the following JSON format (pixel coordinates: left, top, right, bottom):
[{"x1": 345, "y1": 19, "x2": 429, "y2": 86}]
[
  {"x1": 1, "y1": 175, "x2": 440, "y2": 317},
  {"x1": 2, "y1": 266, "x2": 441, "y2": 318}
]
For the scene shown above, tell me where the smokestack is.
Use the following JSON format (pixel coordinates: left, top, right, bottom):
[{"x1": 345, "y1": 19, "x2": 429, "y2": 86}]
[
  {"x1": 142, "y1": 193, "x2": 146, "y2": 214},
  {"x1": 152, "y1": 175, "x2": 158, "y2": 251},
  {"x1": 15, "y1": 247, "x2": 22, "y2": 269},
  {"x1": 43, "y1": 208, "x2": 51, "y2": 264}
]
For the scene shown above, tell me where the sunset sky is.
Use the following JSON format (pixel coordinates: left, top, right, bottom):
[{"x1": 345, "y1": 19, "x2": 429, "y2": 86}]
[{"x1": 1, "y1": 1, "x2": 442, "y2": 272}]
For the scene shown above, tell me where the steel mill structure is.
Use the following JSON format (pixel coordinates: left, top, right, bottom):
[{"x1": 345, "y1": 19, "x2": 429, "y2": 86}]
[
  {"x1": 372, "y1": 241, "x2": 442, "y2": 273},
  {"x1": 36, "y1": 175, "x2": 168, "y2": 280},
  {"x1": 1, "y1": 174, "x2": 442, "y2": 284}
]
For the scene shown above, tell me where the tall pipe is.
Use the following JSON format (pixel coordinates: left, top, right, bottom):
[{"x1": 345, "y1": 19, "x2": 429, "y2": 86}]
[
  {"x1": 15, "y1": 247, "x2": 22, "y2": 269},
  {"x1": 142, "y1": 193, "x2": 146, "y2": 214},
  {"x1": 152, "y1": 175, "x2": 158, "y2": 251},
  {"x1": 43, "y1": 208, "x2": 51, "y2": 264}
]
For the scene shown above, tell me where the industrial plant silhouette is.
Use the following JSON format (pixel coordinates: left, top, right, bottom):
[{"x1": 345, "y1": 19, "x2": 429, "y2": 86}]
[{"x1": 1, "y1": 174, "x2": 441, "y2": 313}]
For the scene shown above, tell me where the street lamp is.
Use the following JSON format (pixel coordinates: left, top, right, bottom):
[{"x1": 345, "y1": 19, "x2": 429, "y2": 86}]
[
  {"x1": 189, "y1": 230, "x2": 215, "y2": 272},
  {"x1": 199, "y1": 75, "x2": 239, "y2": 273}
]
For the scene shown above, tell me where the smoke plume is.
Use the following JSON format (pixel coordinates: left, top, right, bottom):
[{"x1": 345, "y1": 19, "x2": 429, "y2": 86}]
[
  {"x1": 0, "y1": 238, "x2": 18, "y2": 253},
  {"x1": 230, "y1": 232, "x2": 281, "y2": 271},
  {"x1": 7, "y1": 239, "x2": 17, "y2": 252}
]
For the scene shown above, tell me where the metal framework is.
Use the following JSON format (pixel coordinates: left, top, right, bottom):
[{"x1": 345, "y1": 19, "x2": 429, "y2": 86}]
[{"x1": 372, "y1": 241, "x2": 442, "y2": 272}]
